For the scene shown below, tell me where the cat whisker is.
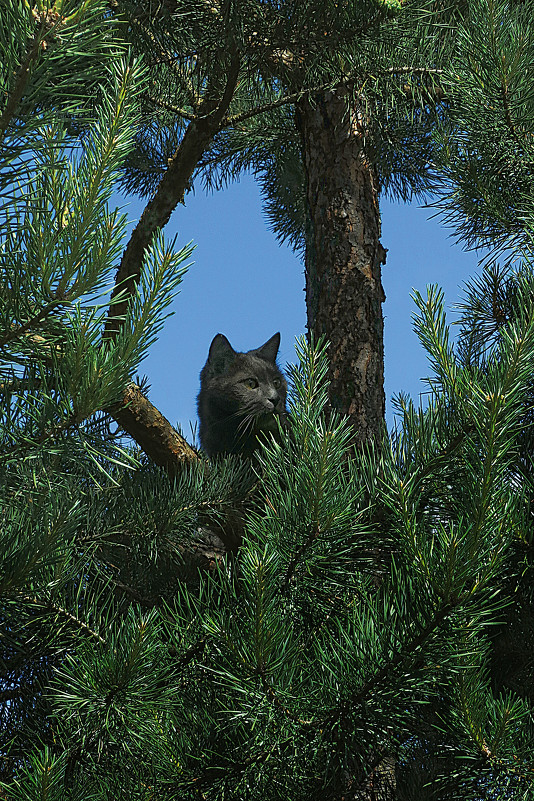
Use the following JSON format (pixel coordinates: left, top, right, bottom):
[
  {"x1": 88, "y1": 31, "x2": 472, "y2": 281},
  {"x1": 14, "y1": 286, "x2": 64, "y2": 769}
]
[
  {"x1": 236, "y1": 411, "x2": 258, "y2": 437},
  {"x1": 203, "y1": 411, "x2": 242, "y2": 432}
]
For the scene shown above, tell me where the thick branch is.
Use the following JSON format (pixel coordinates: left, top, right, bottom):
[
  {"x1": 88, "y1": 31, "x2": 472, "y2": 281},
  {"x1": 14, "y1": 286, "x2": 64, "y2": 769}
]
[
  {"x1": 111, "y1": 382, "x2": 198, "y2": 473},
  {"x1": 103, "y1": 54, "x2": 241, "y2": 475},
  {"x1": 104, "y1": 51, "x2": 241, "y2": 341}
]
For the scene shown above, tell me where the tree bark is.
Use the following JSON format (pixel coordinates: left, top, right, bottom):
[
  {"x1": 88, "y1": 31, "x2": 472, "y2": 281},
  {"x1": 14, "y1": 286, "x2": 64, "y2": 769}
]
[
  {"x1": 298, "y1": 90, "x2": 387, "y2": 443},
  {"x1": 111, "y1": 383, "x2": 198, "y2": 474},
  {"x1": 299, "y1": 89, "x2": 393, "y2": 801}
]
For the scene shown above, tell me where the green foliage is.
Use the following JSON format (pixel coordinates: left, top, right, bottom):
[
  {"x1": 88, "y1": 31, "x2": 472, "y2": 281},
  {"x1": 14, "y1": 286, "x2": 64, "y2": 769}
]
[
  {"x1": 0, "y1": 52, "x2": 192, "y2": 469},
  {"x1": 117, "y1": 0, "x2": 469, "y2": 250},
  {"x1": 3, "y1": 3, "x2": 534, "y2": 800},
  {"x1": 388, "y1": 263, "x2": 534, "y2": 799},
  {"x1": 5, "y1": 321, "x2": 534, "y2": 798},
  {"x1": 0, "y1": 8, "x2": 200, "y2": 789},
  {"x1": 0, "y1": 0, "x2": 120, "y2": 189},
  {"x1": 435, "y1": 0, "x2": 534, "y2": 256}
]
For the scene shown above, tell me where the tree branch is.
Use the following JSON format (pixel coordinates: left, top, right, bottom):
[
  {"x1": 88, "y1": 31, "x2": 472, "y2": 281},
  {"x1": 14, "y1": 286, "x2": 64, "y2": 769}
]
[
  {"x1": 180, "y1": 595, "x2": 453, "y2": 794},
  {"x1": 325, "y1": 602, "x2": 454, "y2": 729},
  {"x1": 0, "y1": 8, "x2": 76, "y2": 142},
  {"x1": 279, "y1": 525, "x2": 320, "y2": 595},
  {"x1": 0, "y1": 32, "x2": 41, "y2": 142},
  {"x1": 221, "y1": 67, "x2": 445, "y2": 129},
  {"x1": 111, "y1": 382, "x2": 198, "y2": 472},
  {"x1": 101, "y1": 54, "x2": 243, "y2": 475},
  {"x1": 0, "y1": 300, "x2": 65, "y2": 349},
  {"x1": 103, "y1": 49, "x2": 241, "y2": 341},
  {"x1": 500, "y1": 79, "x2": 527, "y2": 156},
  {"x1": 123, "y1": 4, "x2": 200, "y2": 108},
  {"x1": 145, "y1": 93, "x2": 196, "y2": 120}
]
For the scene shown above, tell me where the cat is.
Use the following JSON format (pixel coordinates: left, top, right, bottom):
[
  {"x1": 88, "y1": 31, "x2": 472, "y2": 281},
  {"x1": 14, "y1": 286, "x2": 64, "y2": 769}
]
[{"x1": 197, "y1": 332, "x2": 288, "y2": 457}]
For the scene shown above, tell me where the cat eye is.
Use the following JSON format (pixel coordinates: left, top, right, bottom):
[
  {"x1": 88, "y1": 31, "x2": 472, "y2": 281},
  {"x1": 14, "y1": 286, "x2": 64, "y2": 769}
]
[
  {"x1": 272, "y1": 378, "x2": 281, "y2": 389},
  {"x1": 243, "y1": 378, "x2": 259, "y2": 389}
]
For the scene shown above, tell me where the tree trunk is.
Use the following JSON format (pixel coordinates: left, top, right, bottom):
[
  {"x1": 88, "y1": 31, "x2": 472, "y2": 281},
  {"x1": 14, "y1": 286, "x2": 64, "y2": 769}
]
[
  {"x1": 298, "y1": 90, "x2": 387, "y2": 443},
  {"x1": 299, "y1": 90, "x2": 395, "y2": 801}
]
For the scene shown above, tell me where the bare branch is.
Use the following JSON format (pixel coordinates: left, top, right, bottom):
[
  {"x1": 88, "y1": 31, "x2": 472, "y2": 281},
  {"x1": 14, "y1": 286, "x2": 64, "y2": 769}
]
[
  {"x1": 111, "y1": 382, "x2": 198, "y2": 472},
  {"x1": 103, "y1": 50, "x2": 241, "y2": 341}
]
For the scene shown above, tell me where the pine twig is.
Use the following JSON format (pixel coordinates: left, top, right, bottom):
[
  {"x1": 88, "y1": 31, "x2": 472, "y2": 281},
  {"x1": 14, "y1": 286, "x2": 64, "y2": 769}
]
[
  {"x1": 500, "y1": 79, "x2": 528, "y2": 156},
  {"x1": 0, "y1": 33, "x2": 42, "y2": 141},
  {"x1": 24, "y1": 595, "x2": 107, "y2": 645},
  {"x1": 145, "y1": 93, "x2": 196, "y2": 120},
  {"x1": 125, "y1": 7, "x2": 200, "y2": 108},
  {"x1": 0, "y1": 8, "x2": 74, "y2": 142},
  {"x1": 324, "y1": 602, "x2": 455, "y2": 730},
  {"x1": 279, "y1": 525, "x2": 320, "y2": 595},
  {"x1": 0, "y1": 300, "x2": 65, "y2": 349}
]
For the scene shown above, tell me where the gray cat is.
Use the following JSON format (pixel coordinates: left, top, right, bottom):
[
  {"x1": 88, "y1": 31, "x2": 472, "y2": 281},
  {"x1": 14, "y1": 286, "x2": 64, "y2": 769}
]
[{"x1": 197, "y1": 333, "x2": 287, "y2": 457}]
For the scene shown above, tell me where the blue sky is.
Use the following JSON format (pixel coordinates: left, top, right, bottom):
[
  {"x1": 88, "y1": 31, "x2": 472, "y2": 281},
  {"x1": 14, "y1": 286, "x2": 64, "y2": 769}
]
[{"x1": 119, "y1": 174, "x2": 480, "y2": 440}]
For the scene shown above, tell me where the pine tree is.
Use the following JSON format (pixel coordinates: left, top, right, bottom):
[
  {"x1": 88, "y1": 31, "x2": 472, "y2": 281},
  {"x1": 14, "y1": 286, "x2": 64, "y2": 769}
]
[
  {"x1": 102, "y1": 0, "x2": 534, "y2": 449},
  {"x1": 97, "y1": 0, "x2": 479, "y2": 452},
  {"x1": 432, "y1": 0, "x2": 534, "y2": 257},
  {"x1": 417, "y1": 5, "x2": 534, "y2": 792},
  {"x1": 3, "y1": 3, "x2": 534, "y2": 801},
  {"x1": 0, "y1": 0, "x2": 194, "y2": 782}
]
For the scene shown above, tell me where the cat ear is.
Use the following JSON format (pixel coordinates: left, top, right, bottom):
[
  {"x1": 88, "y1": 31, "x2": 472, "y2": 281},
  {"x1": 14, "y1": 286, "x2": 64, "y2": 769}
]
[
  {"x1": 207, "y1": 333, "x2": 236, "y2": 374},
  {"x1": 208, "y1": 333, "x2": 235, "y2": 359},
  {"x1": 253, "y1": 332, "x2": 280, "y2": 363}
]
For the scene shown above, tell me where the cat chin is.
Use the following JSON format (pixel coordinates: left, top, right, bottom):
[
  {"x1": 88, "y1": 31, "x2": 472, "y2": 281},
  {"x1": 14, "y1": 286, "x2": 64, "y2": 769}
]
[{"x1": 254, "y1": 412, "x2": 281, "y2": 432}]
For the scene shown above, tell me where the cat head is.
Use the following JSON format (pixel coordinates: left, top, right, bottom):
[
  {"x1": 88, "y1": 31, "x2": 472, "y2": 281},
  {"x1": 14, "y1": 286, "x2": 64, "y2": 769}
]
[{"x1": 197, "y1": 333, "x2": 287, "y2": 457}]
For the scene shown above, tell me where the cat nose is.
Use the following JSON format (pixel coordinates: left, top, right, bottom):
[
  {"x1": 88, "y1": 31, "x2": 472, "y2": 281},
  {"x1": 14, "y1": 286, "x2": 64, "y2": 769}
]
[{"x1": 266, "y1": 392, "x2": 280, "y2": 410}]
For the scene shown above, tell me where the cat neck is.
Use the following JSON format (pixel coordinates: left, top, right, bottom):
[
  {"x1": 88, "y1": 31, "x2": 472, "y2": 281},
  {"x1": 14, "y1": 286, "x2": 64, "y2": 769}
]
[{"x1": 198, "y1": 399, "x2": 273, "y2": 458}]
